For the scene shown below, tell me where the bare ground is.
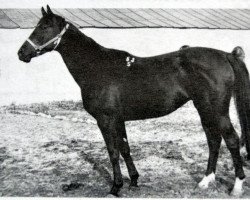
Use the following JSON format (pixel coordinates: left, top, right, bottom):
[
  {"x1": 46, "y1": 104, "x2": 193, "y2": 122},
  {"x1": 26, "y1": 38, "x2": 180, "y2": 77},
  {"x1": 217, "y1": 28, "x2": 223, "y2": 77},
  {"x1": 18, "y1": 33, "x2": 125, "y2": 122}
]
[{"x1": 1, "y1": 102, "x2": 250, "y2": 198}]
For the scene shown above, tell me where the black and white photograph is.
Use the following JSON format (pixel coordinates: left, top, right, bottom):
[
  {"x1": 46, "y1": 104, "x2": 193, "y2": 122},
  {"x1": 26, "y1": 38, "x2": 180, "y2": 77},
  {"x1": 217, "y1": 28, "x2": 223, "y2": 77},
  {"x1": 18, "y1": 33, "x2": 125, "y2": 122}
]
[{"x1": 0, "y1": 0, "x2": 250, "y2": 198}]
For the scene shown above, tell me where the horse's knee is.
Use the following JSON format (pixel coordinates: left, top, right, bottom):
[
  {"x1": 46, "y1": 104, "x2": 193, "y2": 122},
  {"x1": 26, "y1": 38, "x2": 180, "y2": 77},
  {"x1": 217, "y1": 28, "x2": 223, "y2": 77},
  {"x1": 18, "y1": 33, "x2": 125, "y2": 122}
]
[
  {"x1": 221, "y1": 134, "x2": 239, "y2": 148},
  {"x1": 109, "y1": 149, "x2": 120, "y2": 163},
  {"x1": 217, "y1": 116, "x2": 231, "y2": 131},
  {"x1": 224, "y1": 136, "x2": 240, "y2": 149},
  {"x1": 120, "y1": 146, "x2": 130, "y2": 159}
]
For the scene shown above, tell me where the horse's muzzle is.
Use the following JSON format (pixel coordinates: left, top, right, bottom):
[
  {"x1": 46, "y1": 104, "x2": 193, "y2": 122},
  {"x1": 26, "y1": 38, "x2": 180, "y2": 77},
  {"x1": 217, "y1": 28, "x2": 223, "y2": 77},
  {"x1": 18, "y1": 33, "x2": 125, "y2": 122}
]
[{"x1": 18, "y1": 49, "x2": 31, "y2": 63}]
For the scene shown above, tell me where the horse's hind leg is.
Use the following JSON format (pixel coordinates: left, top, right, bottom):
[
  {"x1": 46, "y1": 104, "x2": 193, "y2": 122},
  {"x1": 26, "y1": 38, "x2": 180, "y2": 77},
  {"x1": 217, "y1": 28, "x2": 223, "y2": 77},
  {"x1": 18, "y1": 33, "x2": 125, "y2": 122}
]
[
  {"x1": 194, "y1": 97, "x2": 245, "y2": 196},
  {"x1": 198, "y1": 123, "x2": 222, "y2": 189},
  {"x1": 209, "y1": 115, "x2": 245, "y2": 195},
  {"x1": 117, "y1": 121, "x2": 139, "y2": 187},
  {"x1": 219, "y1": 116, "x2": 245, "y2": 196},
  {"x1": 194, "y1": 98, "x2": 222, "y2": 189}
]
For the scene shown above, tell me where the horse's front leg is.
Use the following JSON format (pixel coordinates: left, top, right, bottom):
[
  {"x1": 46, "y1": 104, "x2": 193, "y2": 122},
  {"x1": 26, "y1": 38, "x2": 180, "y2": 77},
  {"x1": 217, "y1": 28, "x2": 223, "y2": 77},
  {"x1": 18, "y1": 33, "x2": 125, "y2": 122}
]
[
  {"x1": 97, "y1": 114, "x2": 123, "y2": 196},
  {"x1": 117, "y1": 120, "x2": 139, "y2": 187}
]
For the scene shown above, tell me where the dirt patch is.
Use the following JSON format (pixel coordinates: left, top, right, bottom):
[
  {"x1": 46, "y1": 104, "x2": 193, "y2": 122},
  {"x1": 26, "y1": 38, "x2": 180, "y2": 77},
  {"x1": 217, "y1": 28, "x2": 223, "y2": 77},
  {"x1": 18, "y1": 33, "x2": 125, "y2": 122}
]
[{"x1": 1, "y1": 101, "x2": 250, "y2": 197}]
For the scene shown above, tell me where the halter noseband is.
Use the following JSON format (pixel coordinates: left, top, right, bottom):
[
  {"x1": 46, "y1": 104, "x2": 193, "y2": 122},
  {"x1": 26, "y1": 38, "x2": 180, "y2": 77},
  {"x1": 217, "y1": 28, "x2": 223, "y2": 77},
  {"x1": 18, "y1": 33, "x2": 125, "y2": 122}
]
[{"x1": 27, "y1": 23, "x2": 69, "y2": 54}]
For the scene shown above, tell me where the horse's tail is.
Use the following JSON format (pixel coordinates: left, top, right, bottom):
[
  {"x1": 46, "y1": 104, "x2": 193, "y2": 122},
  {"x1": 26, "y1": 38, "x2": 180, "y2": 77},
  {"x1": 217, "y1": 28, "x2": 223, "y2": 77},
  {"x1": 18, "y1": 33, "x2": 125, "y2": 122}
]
[{"x1": 227, "y1": 46, "x2": 250, "y2": 159}]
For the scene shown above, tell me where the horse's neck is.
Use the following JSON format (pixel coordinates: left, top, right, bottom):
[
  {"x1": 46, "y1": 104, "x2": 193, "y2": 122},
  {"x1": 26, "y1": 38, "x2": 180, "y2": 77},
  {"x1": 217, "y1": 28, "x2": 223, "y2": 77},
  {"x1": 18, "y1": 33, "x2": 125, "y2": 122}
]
[{"x1": 56, "y1": 24, "x2": 105, "y2": 83}]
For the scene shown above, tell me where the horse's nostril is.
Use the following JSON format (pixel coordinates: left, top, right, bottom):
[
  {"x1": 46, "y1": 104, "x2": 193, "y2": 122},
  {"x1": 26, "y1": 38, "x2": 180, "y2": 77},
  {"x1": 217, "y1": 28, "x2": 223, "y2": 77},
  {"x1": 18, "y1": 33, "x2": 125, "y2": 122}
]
[{"x1": 18, "y1": 50, "x2": 23, "y2": 57}]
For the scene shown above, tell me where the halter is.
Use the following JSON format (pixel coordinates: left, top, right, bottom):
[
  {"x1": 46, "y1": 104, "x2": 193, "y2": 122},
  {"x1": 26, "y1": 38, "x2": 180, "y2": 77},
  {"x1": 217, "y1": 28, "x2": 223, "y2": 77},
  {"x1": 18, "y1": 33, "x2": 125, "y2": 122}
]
[{"x1": 26, "y1": 23, "x2": 69, "y2": 54}]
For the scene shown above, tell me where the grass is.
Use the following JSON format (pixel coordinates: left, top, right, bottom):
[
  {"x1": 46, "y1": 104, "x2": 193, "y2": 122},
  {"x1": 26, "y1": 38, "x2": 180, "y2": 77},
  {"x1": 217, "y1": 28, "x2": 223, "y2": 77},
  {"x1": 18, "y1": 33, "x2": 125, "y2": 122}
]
[{"x1": 2, "y1": 100, "x2": 83, "y2": 114}]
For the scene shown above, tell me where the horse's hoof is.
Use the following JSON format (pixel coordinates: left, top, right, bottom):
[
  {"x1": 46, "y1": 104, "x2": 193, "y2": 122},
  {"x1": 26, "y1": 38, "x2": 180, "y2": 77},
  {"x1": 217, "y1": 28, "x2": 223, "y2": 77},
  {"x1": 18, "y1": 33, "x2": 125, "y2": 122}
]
[
  {"x1": 129, "y1": 181, "x2": 138, "y2": 188},
  {"x1": 106, "y1": 194, "x2": 118, "y2": 198},
  {"x1": 129, "y1": 184, "x2": 139, "y2": 188},
  {"x1": 109, "y1": 183, "x2": 123, "y2": 197},
  {"x1": 130, "y1": 175, "x2": 139, "y2": 188},
  {"x1": 230, "y1": 188, "x2": 243, "y2": 197},
  {"x1": 109, "y1": 191, "x2": 119, "y2": 197},
  {"x1": 129, "y1": 184, "x2": 139, "y2": 191},
  {"x1": 230, "y1": 178, "x2": 245, "y2": 197},
  {"x1": 198, "y1": 173, "x2": 215, "y2": 189},
  {"x1": 198, "y1": 182, "x2": 208, "y2": 189}
]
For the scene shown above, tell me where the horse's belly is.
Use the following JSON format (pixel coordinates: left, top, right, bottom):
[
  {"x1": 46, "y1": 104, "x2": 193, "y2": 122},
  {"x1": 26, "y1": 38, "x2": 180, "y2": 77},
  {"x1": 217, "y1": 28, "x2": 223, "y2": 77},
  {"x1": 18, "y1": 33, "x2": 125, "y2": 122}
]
[
  {"x1": 123, "y1": 87, "x2": 189, "y2": 121},
  {"x1": 123, "y1": 102, "x2": 166, "y2": 120}
]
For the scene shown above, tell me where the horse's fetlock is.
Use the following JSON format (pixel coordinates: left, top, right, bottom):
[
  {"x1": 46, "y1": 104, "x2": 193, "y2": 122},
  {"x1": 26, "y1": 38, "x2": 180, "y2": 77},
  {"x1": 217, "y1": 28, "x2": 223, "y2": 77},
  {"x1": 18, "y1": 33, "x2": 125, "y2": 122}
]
[
  {"x1": 226, "y1": 138, "x2": 240, "y2": 149},
  {"x1": 131, "y1": 173, "x2": 139, "y2": 180},
  {"x1": 109, "y1": 150, "x2": 119, "y2": 163},
  {"x1": 115, "y1": 181, "x2": 123, "y2": 188}
]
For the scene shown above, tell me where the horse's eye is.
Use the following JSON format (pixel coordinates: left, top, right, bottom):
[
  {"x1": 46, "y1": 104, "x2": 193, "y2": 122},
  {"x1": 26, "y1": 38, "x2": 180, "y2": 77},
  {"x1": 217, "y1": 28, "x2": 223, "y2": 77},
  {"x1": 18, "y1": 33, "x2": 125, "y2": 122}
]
[
  {"x1": 40, "y1": 24, "x2": 50, "y2": 30},
  {"x1": 39, "y1": 21, "x2": 52, "y2": 30}
]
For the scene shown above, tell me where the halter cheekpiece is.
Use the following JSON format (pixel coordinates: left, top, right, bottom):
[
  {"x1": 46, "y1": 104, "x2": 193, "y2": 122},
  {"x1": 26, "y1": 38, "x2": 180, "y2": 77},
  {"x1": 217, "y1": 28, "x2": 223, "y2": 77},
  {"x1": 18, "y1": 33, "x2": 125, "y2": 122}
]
[{"x1": 27, "y1": 23, "x2": 69, "y2": 54}]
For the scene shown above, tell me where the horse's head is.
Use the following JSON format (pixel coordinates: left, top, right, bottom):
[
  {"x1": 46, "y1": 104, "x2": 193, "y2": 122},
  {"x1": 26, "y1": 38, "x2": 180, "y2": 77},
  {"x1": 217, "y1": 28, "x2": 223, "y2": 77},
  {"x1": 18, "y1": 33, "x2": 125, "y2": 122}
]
[{"x1": 18, "y1": 5, "x2": 68, "y2": 63}]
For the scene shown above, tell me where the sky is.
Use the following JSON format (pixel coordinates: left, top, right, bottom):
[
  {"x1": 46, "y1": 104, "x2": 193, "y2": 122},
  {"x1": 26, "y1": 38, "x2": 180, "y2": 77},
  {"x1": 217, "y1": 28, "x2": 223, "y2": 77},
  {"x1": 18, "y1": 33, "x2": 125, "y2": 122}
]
[{"x1": 0, "y1": 0, "x2": 249, "y2": 8}]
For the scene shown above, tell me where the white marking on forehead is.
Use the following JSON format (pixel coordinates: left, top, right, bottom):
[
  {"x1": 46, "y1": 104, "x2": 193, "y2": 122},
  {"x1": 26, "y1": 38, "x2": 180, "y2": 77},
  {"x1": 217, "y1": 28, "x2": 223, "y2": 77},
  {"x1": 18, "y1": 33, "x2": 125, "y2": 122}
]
[
  {"x1": 123, "y1": 138, "x2": 127, "y2": 142},
  {"x1": 126, "y1": 56, "x2": 130, "y2": 62}
]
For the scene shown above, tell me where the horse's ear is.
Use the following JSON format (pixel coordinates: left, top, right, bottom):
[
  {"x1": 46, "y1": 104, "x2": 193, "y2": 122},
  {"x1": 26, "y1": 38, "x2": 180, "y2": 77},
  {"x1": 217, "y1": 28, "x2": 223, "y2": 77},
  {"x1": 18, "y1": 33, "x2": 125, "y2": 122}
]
[
  {"x1": 41, "y1": 7, "x2": 47, "y2": 16},
  {"x1": 47, "y1": 5, "x2": 53, "y2": 15}
]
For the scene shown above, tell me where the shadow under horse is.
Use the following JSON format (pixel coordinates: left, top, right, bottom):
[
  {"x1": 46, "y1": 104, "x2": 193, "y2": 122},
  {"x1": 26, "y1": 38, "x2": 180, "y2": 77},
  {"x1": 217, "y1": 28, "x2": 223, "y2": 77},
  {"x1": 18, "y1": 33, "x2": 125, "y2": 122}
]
[{"x1": 18, "y1": 6, "x2": 250, "y2": 197}]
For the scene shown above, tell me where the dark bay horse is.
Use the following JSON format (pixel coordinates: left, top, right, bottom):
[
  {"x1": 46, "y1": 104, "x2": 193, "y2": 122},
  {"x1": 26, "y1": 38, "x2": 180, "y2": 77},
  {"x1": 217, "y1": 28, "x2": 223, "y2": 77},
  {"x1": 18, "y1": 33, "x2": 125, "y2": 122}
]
[{"x1": 18, "y1": 6, "x2": 250, "y2": 197}]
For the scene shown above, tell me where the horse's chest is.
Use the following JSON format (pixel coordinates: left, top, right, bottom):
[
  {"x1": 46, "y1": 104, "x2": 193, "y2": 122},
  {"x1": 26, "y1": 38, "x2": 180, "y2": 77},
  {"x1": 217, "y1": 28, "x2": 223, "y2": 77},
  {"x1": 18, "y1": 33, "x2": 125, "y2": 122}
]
[
  {"x1": 81, "y1": 90, "x2": 102, "y2": 117},
  {"x1": 81, "y1": 85, "x2": 121, "y2": 118}
]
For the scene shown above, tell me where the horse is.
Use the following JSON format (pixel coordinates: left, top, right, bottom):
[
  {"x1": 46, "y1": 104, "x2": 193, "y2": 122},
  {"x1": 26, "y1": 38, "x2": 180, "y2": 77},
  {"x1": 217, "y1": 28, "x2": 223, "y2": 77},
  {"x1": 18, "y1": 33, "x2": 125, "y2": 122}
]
[{"x1": 18, "y1": 6, "x2": 250, "y2": 197}]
